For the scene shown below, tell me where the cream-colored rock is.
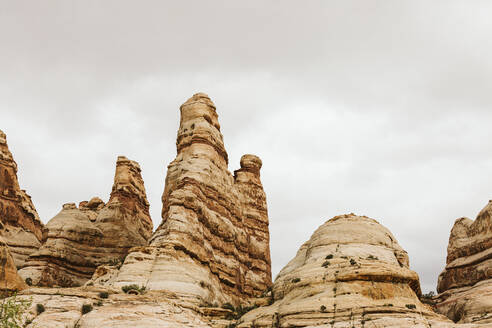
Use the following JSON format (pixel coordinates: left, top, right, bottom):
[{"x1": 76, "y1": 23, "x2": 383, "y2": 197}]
[
  {"x1": 18, "y1": 156, "x2": 153, "y2": 287},
  {"x1": 15, "y1": 287, "x2": 218, "y2": 328},
  {"x1": 436, "y1": 200, "x2": 492, "y2": 324},
  {"x1": 0, "y1": 129, "x2": 46, "y2": 267},
  {"x1": 99, "y1": 93, "x2": 271, "y2": 305},
  {"x1": 0, "y1": 236, "x2": 27, "y2": 296},
  {"x1": 237, "y1": 214, "x2": 468, "y2": 328}
]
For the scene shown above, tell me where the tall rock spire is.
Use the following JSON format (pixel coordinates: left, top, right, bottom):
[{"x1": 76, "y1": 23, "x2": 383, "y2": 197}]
[
  {"x1": 0, "y1": 129, "x2": 45, "y2": 268},
  {"x1": 106, "y1": 93, "x2": 272, "y2": 305},
  {"x1": 19, "y1": 156, "x2": 153, "y2": 287}
]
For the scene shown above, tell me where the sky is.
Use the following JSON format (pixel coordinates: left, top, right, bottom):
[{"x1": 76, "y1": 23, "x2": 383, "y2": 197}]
[{"x1": 1, "y1": 1, "x2": 492, "y2": 293}]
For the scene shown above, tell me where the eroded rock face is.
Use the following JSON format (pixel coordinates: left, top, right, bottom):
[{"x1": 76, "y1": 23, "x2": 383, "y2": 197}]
[
  {"x1": 98, "y1": 93, "x2": 271, "y2": 305},
  {"x1": 0, "y1": 236, "x2": 27, "y2": 296},
  {"x1": 18, "y1": 156, "x2": 153, "y2": 287},
  {"x1": 0, "y1": 129, "x2": 46, "y2": 268},
  {"x1": 436, "y1": 200, "x2": 492, "y2": 324},
  {"x1": 237, "y1": 214, "x2": 461, "y2": 328}
]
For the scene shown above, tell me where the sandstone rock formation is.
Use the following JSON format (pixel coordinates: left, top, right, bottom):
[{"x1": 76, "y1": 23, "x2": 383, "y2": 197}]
[
  {"x1": 436, "y1": 200, "x2": 492, "y2": 324},
  {"x1": 16, "y1": 287, "x2": 219, "y2": 328},
  {"x1": 0, "y1": 236, "x2": 27, "y2": 296},
  {"x1": 236, "y1": 214, "x2": 465, "y2": 328},
  {"x1": 0, "y1": 129, "x2": 45, "y2": 268},
  {"x1": 94, "y1": 93, "x2": 271, "y2": 306},
  {"x1": 18, "y1": 156, "x2": 153, "y2": 287}
]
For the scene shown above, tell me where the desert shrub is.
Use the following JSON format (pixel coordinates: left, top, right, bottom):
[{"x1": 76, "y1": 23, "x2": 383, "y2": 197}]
[
  {"x1": 405, "y1": 304, "x2": 416, "y2": 309},
  {"x1": 349, "y1": 259, "x2": 357, "y2": 266},
  {"x1": 325, "y1": 254, "x2": 333, "y2": 259},
  {"x1": 121, "y1": 284, "x2": 146, "y2": 294},
  {"x1": 291, "y1": 278, "x2": 301, "y2": 283},
  {"x1": 0, "y1": 294, "x2": 32, "y2": 328},
  {"x1": 320, "y1": 305, "x2": 327, "y2": 312},
  {"x1": 98, "y1": 291, "x2": 109, "y2": 299},
  {"x1": 422, "y1": 291, "x2": 435, "y2": 298},
  {"x1": 366, "y1": 255, "x2": 378, "y2": 260},
  {"x1": 36, "y1": 303, "x2": 45, "y2": 314},
  {"x1": 322, "y1": 261, "x2": 330, "y2": 268},
  {"x1": 221, "y1": 303, "x2": 235, "y2": 311},
  {"x1": 25, "y1": 277, "x2": 33, "y2": 286},
  {"x1": 81, "y1": 304, "x2": 93, "y2": 314},
  {"x1": 95, "y1": 300, "x2": 103, "y2": 307}
]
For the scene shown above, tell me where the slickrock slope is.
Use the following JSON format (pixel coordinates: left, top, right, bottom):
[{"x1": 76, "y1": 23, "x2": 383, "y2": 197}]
[
  {"x1": 15, "y1": 287, "x2": 221, "y2": 328},
  {"x1": 0, "y1": 236, "x2": 27, "y2": 296},
  {"x1": 436, "y1": 200, "x2": 492, "y2": 324},
  {"x1": 18, "y1": 156, "x2": 153, "y2": 287},
  {"x1": 237, "y1": 214, "x2": 466, "y2": 328},
  {"x1": 96, "y1": 93, "x2": 271, "y2": 305},
  {"x1": 0, "y1": 129, "x2": 45, "y2": 268}
]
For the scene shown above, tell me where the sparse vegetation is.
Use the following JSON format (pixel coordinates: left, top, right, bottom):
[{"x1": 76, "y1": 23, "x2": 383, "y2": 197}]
[
  {"x1": 121, "y1": 284, "x2": 146, "y2": 295},
  {"x1": 0, "y1": 294, "x2": 32, "y2": 328},
  {"x1": 291, "y1": 277, "x2": 301, "y2": 283},
  {"x1": 405, "y1": 304, "x2": 416, "y2": 310},
  {"x1": 95, "y1": 300, "x2": 103, "y2": 307},
  {"x1": 350, "y1": 259, "x2": 357, "y2": 266},
  {"x1": 98, "y1": 291, "x2": 109, "y2": 299},
  {"x1": 223, "y1": 303, "x2": 259, "y2": 320},
  {"x1": 320, "y1": 305, "x2": 327, "y2": 312},
  {"x1": 36, "y1": 303, "x2": 45, "y2": 314},
  {"x1": 322, "y1": 261, "x2": 330, "y2": 268},
  {"x1": 81, "y1": 304, "x2": 93, "y2": 314},
  {"x1": 25, "y1": 277, "x2": 33, "y2": 286},
  {"x1": 366, "y1": 255, "x2": 378, "y2": 260},
  {"x1": 221, "y1": 302, "x2": 235, "y2": 311},
  {"x1": 422, "y1": 291, "x2": 435, "y2": 298},
  {"x1": 325, "y1": 254, "x2": 333, "y2": 259}
]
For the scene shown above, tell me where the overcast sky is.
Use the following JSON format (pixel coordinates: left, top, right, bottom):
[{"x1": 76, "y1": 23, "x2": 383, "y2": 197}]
[{"x1": 1, "y1": 1, "x2": 492, "y2": 293}]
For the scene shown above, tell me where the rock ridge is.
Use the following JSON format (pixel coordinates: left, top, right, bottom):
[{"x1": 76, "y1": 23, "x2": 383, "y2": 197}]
[
  {"x1": 0, "y1": 129, "x2": 46, "y2": 268},
  {"x1": 18, "y1": 156, "x2": 153, "y2": 287}
]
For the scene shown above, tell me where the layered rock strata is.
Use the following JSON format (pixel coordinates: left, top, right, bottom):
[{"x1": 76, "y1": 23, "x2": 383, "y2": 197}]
[
  {"x1": 0, "y1": 236, "x2": 27, "y2": 296},
  {"x1": 237, "y1": 214, "x2": 463, "y2": 328},
  {"x1": 18, "y1": 156, "x2": 153, "y2": 287},
  {"x1": 98, "y1": 93, "x2": 271, "y2": 305},
  {"x1": 436, "y1": 200, "x2": 492, "y2": 324},
  {"x1": 0, "y1": 129, "x2": 45, "y2": 268}
]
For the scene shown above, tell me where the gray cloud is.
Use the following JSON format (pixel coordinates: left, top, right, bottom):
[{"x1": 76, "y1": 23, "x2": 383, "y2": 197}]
[{"x1": 1, "y1": 0, "x2": 491, "y2": 293}]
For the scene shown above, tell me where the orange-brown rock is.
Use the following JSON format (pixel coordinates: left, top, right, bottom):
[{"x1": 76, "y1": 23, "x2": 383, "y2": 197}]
[
  {"x1": 0, "y1": 236, "x2": 27, "y2": 296},
  {"x1": 236, "y1": 214, "x2": 467, "y2": 328},
  {"x1": 18, "y1": 156, "x2": 153, "y2": 287},
  {"x1": 0, "y1": 129, "x2": 46, "y2": 268},
  {"x1": 97, "y1": 93, "x2": 271, "y2": 305},
  {"x1": 436, "y1": 200, "x2": 492, "y2": 324}
]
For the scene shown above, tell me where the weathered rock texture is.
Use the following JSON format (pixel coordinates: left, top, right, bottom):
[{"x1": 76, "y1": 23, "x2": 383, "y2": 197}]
[
  {"x1": 18, "y1": 156, "x2": 153, "y2": 287},
  {"x1": 15, "y1": 287, "x2": 224, "y2": 328},
  {"x1": 436, "y1": 200, "x2": 492, "y2": 324},
  {"x1": 237, "y1": 214, "x2": 466, "y2": 328},
  {"x1": 96, "y1": 93, "x2": 271, "y2": 305},
  {"x1": 0, "y1": 129, "x2": 45, "y2": 268},
  {"x1": 0, "y1": 236, "x2": 27, "y2": 296}
]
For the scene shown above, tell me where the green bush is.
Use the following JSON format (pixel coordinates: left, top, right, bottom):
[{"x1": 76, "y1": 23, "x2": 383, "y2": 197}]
[
  {"x1": 98, "y1": 291, "x2": 109, "y2": 299},
  {"x1": 320, "y1": 305, "x2": 327, "y2": 312},
  {"x1": 322, "y1": 261, "x2": 330, "y2": 267},
  {"x1": 325, "y1": 254, "x2": 333, "y2": 259},
  {"x1": 0, "y1": 294, "x2": 32, "y2": 328},
  {"x1": 349, "y1": 259, "x2": 357, "y2": 266},
  {"x1": 405, "y1": 304, "x2": 416, "y2": 309},
  {"x1": 36, "y1": 303, "x2": 45, "y2": 314},
  {"x1": 291, "y1": 278, "x2": 301, "y2": 283},
  {"x1": 81, "y1": 304, "x2": 93, "y2": 314},
  {"x1": 121, "y1": 284, "x2": 146, "y2": 294},
  {"x1": 221, "y1": 302, "x2": 235, "y2": 311},
  {"x1": 25, "y1": 277, "x2": 33, "y2": 286}
]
